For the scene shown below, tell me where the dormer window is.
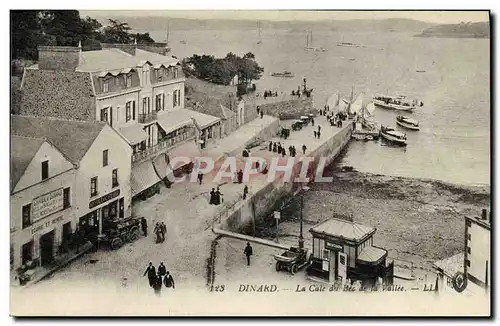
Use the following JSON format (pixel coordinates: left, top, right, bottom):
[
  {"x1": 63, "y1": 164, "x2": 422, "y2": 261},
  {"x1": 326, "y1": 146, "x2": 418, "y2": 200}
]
[
  {"x1": 126, "y1": 74, "x2": 132, "y2": 88},
  {"x1": 103, "y1": 79, "x2": 109, "y2": 92},
  {"x1": 173, "y1": 67, "x2": 179, "y2": 79}
]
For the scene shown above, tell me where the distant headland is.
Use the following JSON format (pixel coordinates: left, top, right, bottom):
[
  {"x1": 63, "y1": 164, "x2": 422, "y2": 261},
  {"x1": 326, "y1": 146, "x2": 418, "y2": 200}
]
[{"x1": 415, "y1": 21, "x2": 490, "y2": 39}]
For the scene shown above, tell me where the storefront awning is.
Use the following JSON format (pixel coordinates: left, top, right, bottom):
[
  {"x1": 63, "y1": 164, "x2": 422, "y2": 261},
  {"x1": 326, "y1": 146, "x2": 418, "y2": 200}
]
[
  {"x1": 356, "y1": 246, "x2": 388, "y2": 265},
  {"x1": 118, "y1": 125, "x2": 148, "y2": 145},
  {"x1": 131, "y1": 160, "x2": 161, "y2": 197},
  {"x1": 167, "y1": 140, "x2": 202, "y2": 165},
  {"x1": 152, "y1": 153, "x2": 169, "y2": 180}
]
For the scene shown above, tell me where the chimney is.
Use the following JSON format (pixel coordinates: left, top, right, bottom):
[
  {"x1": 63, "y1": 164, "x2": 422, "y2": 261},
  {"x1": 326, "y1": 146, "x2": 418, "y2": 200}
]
[
  {"x1": 101, "y1": 43, "x2": 137, "y2": 56},
  {"x1": 481, "y1": 209, "x2": 487, "y2": 220},
  {"x1": 38, "y1": 46, "x2": 81, "y2": 71}
]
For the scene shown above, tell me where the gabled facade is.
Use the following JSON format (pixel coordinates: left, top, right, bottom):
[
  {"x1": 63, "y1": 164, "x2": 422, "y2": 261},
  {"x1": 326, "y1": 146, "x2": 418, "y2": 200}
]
[
  {"x1": 10, "y1": 135, "x2": 77, "y2": 271},
  {"x1": 10, "y1": 115, "x2": 132, "y2": 274}
]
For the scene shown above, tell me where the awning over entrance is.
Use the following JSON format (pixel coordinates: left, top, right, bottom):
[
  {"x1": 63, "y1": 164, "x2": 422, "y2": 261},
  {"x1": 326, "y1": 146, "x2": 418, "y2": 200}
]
[
  {"x1": 156, "y1": 110, "x2": 194, "y2": 135},
  {"x1": 167, "y1": 140, "x2": 201, "y2": 165},
  {"x1": 356, "y1": 246, "x2": 388, "y2": 265},
  {"x1": 152, "y1": 153, "x2": 169, "y2": 180},
  {"x1": 118, "y1": 124, "x2": 148, "y2": 145},
  {"x1": 131, "y1": 160, "x2": 161, "y2": 197}
]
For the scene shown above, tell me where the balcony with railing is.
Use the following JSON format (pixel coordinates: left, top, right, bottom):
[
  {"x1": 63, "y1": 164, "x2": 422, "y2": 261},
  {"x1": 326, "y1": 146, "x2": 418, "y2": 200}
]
[
  {"x1": 138, "y1": 111, "x2": 158, "y2": 124},
  {"x1": 132, "y1": 129, "x2": 197, "y2": 164}
]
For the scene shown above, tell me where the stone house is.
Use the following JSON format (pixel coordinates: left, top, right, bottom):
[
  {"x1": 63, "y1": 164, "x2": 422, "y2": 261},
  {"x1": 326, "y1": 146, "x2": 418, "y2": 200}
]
[{"x1": 19, "y1": 43, "x2": 221, "y2": 200}]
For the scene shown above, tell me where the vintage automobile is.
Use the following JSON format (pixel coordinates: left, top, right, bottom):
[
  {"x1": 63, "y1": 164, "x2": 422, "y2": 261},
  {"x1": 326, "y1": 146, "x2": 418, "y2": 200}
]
[
  {"x1": 98, "y1": 216, "x2": 142, "y2": 250},
  {"x1": 291, "y1": 120, "x2": 303, "y2": 131},
  {"x1": 274, "y1": 247, "x2": 312, "y2": 275},
  {"x1": 280, "y1": 127, "x2": 291, "y2": 138}
]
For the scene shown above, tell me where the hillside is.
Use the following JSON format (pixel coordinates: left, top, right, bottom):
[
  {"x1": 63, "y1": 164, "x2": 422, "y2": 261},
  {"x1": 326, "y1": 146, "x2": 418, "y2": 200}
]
[
  {"x1": 90, "y1": 15, "x2": 435, "y2": 33},
  {"x1": 416, "y1": 21, "x2": 490, "y2": 38}
]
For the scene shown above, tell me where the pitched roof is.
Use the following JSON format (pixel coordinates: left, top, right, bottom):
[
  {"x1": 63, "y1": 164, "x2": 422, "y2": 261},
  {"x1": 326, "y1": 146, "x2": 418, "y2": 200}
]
[
  {"x1": 310, "y1": 218, "x2": 376, "y2": 242},
  {"x1": 10, "y1": 135, "x2": 45, "y2": 191},
  {"x1": 11, "y1": 115, "x2": 106, "y2": 164},
  {"x1": 77, "y1": 48, "x2": 178, "y2": 73}
]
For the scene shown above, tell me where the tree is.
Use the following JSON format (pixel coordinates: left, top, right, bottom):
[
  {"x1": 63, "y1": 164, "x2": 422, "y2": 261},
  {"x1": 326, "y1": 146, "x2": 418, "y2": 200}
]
[
  {"x1": 101, "y1": 19, "x2": 133, "y2": 44},
  {"x1": 134, "y1": 32, "x2": 155, "y2": 44},
  {"x1": 181, "y1": 52, "x2": 263, "y2": 86}
]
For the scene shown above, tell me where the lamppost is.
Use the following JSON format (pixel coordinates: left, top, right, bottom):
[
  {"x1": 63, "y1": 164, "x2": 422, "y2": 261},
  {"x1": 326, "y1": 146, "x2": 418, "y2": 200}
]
[{"x1": 299, "y1": 184, "x2": 310, "y2": 250}]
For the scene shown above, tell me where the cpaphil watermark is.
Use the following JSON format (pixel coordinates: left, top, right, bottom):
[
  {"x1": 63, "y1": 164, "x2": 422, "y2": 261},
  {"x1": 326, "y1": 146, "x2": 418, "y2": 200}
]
[{"x1": 164, "y1": 156, "x2": 335, "y2": 184}]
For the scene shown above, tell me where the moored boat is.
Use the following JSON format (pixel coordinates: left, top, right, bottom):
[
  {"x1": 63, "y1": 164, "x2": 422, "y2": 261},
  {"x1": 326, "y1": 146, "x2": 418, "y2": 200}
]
[
  {"x1": 271, "y1": 71, "x2": 294, "y2": 78},
  {"x1": 373, "y1": 94, "x2": 423, "y2": 112},
  {"x1": 380, "y1": 126, "x2": 407, "y2": 146},
  {"x1": 396, "y1": 115, "x2": 420, "y2": 130}
]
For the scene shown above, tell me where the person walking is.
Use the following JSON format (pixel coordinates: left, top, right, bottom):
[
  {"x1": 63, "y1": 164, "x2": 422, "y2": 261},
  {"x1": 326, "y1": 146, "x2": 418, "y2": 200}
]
[
  {"x1": 318, "y1": 125, "x2": 321, "y2": 133},
  {"x1": 153, "y1": 272, "x2": 163, "y2": 297},
  {"x1": 302, "y1": 144, "x2": 307, "y2": 155},
  {"x1": 216, "y1": 187, "x2": 223, "y2": 205},
  {"x1": 260, "y1": 111, "x2": 264, "y2": 119},
  {"x1": 313, "y1": 131, "x2": 317, "y2": 139},
  {"x1": 317, "y1": 130, "x2": 321, "y2": 139},
  {"x1": 244, "y1": 242, "x2": 253, "y2": 266},
  {"x1": 158, "y1": 262, "x2": 167, "y2": 282},
  {"x1": 141, "y1": 217, "x2": 148, "y2": 237},
  {"x1": 160, "y1": 222, "x2": 167, "y2": 242},
  {"x1": 237, "y1": 169, "x2": 244, "y2": 184},
  {"x1": 209, "y1": 188, "x2": 216, "y2": 205},
  {"x1": 143, "y1": 262, "x2": 156, "y2": 288},
  {"x1": 243, "y1": 185, "x2": 249, "y2": 200},
  {"x1": 269, "y1": 141, "x2": 273, "y2": 152},
  {"x1": 164, "y1": 271, "x2": 175, "y2": 289},
  {"x1": 153, "y1": 223, "x2": 162, "y2": 244},
  {"x1": 272, "y1": 142, "x2": 277, "y2": 153},
  {"x1": 311, "y1": 118, "x2": 315, "y2": 127},
  {"x1": 197, "y1": 172, "x2": 203, "y2": 185}
]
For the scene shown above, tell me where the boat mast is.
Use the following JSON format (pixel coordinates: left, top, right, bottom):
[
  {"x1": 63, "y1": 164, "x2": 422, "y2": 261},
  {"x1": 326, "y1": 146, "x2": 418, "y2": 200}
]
[{"x1": 166, "y1": 22, "x2": 170, "y2": 46}]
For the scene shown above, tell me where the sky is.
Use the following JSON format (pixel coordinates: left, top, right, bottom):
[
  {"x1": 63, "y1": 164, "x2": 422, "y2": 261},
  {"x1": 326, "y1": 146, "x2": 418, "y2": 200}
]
[{"x1": 81, "y1": 10, "x2": 490, "y2": 24}]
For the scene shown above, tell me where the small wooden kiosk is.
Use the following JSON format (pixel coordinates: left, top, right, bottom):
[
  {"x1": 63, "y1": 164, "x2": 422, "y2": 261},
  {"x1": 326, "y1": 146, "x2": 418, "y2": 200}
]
[{"x1": 306, "y1": 218, "x2": 393, "y2": 285}]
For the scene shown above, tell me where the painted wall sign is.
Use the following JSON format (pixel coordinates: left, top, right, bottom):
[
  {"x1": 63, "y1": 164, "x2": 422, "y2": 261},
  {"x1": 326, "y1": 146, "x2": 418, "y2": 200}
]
[
  {"x1": 89, "y1": 189, "x2": 120, "y2": 209},
  {"x1": 31, "y1": 215, "x2": 65, "y2": 236},
  {"x1": 31, "y1": 188, "x2": 64, "y2": 223}
]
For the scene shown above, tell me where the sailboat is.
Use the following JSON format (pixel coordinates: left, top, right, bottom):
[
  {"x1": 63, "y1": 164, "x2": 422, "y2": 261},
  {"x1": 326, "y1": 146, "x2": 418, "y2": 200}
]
[
  {"x1": 305, "y1": 31, "x2": 327, "y2": 52},
  {"x1": 337, "y1": 35, "x2": 363, "y2": 48},
  {"x1": 351, "y1": 93, "x2": 380, "y2": 141},
  {"x1": 257, "y1": 21, "x2": 262, "y2": 44},
  {"x1": 165, "y1": 23, "x2": 171, "y2": 53}
]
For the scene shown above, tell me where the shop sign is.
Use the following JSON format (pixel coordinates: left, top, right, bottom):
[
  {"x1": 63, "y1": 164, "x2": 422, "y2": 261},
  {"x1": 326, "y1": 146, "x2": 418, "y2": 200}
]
[
  {"x1": 89, "y1": 189, "x2": 120, "y2": 209},
  {"x1": 325, "y1": 242, "x2": 343, "y2": 251},
  {"x1": 31, "y1": 215, "x2": 65, "y2": 235},
  {"x1": 31, "y1": 188, "x2": 64, "y2": 223}
]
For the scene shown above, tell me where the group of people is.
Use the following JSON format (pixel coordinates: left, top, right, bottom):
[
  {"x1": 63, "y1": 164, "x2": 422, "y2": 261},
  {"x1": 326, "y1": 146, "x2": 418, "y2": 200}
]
[
  {"x1": 209, "y1": 187, "x2": 223, "y2": 205},
  {"x1": 319, "y1": 104, "x2": 331, "y2": 116},
  {"x1": 263, "y1": 90, "x2": 279, "y2": 99},
  {"x1": 268, "y1": 141, "x2": 307, "y2": 157},
  {"x1": 153, "y1": 222, "x2": 167, "y2": 244},
  {"x1": 143, "y1": 262, "x2": 175, "y2": 297},
  {"x1": 313, "y1": 125, "x2": 322, "y2": 139}
]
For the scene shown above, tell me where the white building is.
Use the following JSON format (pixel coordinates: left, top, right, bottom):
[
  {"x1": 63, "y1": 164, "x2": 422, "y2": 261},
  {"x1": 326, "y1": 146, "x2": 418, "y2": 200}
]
[
  {"x1": 20, "y1": 43, "x2": 222, "y2": 200},
  {"x1": 11, "y1": 115, "x2": 132, "y2": 273},
  {"x1": 433, "y1": 209, "x2": 491, "y2": 294}
]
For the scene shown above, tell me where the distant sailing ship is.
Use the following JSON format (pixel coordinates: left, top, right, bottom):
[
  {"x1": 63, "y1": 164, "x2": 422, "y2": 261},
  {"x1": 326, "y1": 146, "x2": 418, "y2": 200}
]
[
  {"x1": 305, "y1": 31, "x2": 327, "y2": 52},
  {"x1": 337, "y1": 35, "x2": 363, "y2": 48}
]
